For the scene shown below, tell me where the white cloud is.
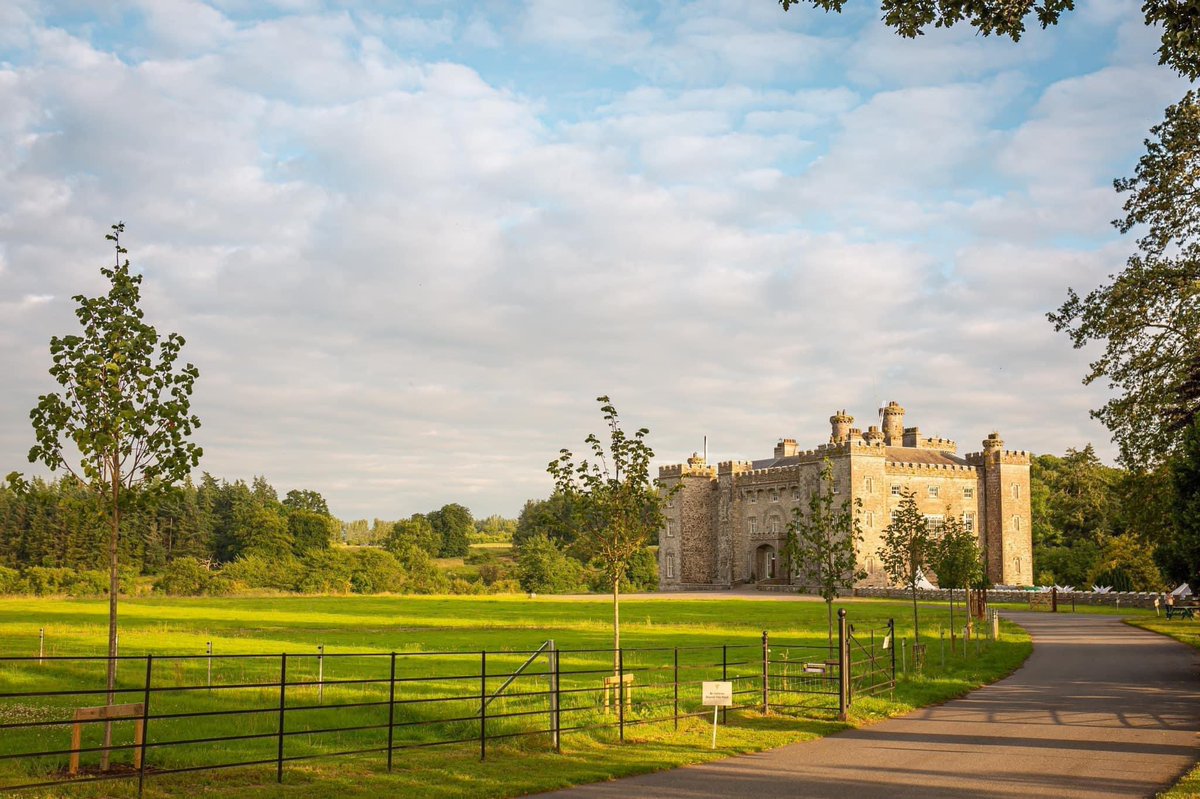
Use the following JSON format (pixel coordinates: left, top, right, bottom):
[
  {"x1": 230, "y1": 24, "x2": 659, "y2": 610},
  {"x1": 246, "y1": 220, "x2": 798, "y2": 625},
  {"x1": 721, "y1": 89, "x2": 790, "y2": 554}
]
[{"x1": 0, "y1": 1, "x2": 1178, "y2": 519}]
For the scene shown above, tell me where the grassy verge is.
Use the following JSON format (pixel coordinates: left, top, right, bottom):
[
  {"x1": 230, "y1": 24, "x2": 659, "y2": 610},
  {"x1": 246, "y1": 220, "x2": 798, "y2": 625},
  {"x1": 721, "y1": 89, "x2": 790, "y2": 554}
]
[{"x1": 0, "y1": 595, "x2": 1031, "y2": 798}]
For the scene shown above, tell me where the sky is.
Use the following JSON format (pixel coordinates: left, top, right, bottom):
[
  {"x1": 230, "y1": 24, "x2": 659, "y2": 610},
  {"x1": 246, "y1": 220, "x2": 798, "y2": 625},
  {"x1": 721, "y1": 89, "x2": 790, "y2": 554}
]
[{"x1": 0, "y1": 1, "x2": 1189, "y2": 522}]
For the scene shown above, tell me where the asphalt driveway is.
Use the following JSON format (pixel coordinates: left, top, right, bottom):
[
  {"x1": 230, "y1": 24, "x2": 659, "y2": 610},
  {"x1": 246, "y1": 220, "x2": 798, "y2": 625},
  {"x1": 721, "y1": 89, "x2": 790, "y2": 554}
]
[{"x1": 525, "y1": 613, "x2": 1200, "y2": 799}]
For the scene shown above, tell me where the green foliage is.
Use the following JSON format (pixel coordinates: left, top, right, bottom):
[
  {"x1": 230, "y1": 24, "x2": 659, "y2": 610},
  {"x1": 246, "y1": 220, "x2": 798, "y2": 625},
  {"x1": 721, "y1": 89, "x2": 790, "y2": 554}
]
[
  {"x1": 514, "y1": 493, "x2": 583, "y2": 549},
  {"x1": 1036, "y1": 541, "x2": 1102, "y2": 587},
  {"x1": 1051, "y1": 92, "x2": 1200, "y2": 469},
  {"x1": 222, "y1": 553, "x2": 304, "y2": 592},
  {"x1": 0, "y1": 566, "x2": 21, "y2": 594},
  {"x1": 624, "y1": 547, "x2": 659, "y2": 592},
  {"x1": 296, "y1": 549, "x2": 357, "y2": 594},
  {"x1": 779, "y1": 0, "x2": 1199, "y2": 80},
  {"x1": 474, "y1": 514, "x2": 517, "y2": 541},
  {"x1": 282, "y1": 489, "x2": 331, "y2": 516},
  {"x1": 154, "y1": 557, "x2": 229, "y2": 596},
  {"x1": 548, "y1": 398, "x2": 667, "y2": 591},
  {"x1": 518, "y1": 534, "x2": 585, "y2": 594},
  {"x1": 288, "y1": 509, "x2": 337, "y2": 554},
  {"x1": 347, "y1": 549, "x2": 406, "y2": 594},
  {"x1": 428, "y1": 503, "x2": 474, "y2": 557},
  {"x1": 783, "y1": 459, "x2": 865, "y2": 641},
  {"x1": 385, "y1": 514, "x2": 441, "y2": 557},
  {"x1": 548, "y1": 396, "x2": 669, "y2": 664},
  {"x1": 392, "y1": 543, "x2": 449, "y2": 594},
  {"x1": 342, "y1": 519, "x2": 372, "y2": 545},
  {"x1": 1169, "y1": 414, "x2": 1200, "y2": 592},
  {"x1": 1030, "y1": 447, "x2": 1120, "y2": 548},
  {"x1": 878, "y1": 489, "x2": 932, "y2": 641}
]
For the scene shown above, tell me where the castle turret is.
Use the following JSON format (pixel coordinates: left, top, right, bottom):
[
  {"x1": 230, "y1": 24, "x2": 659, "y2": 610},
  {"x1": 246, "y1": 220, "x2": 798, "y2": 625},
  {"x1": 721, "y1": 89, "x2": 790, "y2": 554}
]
[
  {"x1": 881, "y1": 401, "x2": 905, "y2": 445},
  {"x1": 863, "y1": 425, "x2": 884, "y2": 444},
  {"x1": 970, "y1": 432, "x2": 1032, "y2": 586},
  {"x1": 830, "y1": 410, "x2": 854, "y2": 444}
]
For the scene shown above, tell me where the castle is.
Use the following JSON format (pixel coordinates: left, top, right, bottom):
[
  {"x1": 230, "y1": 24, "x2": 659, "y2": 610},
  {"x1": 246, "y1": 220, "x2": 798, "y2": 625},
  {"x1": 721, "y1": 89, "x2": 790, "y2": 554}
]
[{"x1": 656, "y1": 402, "x2": 1033, "y2": 590}]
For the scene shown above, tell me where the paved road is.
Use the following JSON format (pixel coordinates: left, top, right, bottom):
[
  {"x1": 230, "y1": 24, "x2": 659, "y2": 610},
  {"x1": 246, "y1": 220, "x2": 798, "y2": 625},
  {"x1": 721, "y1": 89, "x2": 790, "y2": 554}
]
[{"x1": 526, "y1": 614, "x2": 1200, "y2": 799}]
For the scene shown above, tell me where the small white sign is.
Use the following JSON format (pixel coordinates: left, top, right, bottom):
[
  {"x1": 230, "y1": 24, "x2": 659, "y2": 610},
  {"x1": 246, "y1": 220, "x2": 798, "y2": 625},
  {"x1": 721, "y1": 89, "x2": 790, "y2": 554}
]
[{"x1": 702, "y1": 681, "x2": 733, "y2": 707}]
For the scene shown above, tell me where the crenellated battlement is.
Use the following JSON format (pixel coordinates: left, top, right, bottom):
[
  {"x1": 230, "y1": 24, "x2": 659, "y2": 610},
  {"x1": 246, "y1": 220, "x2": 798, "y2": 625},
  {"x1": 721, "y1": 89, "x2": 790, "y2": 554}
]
[
  {"x1": 659, "y1": 463, "x2": 717, "y2": 479},
  {"x1": 659, "y1": 400, "x2": 1031, "y2": 589}
]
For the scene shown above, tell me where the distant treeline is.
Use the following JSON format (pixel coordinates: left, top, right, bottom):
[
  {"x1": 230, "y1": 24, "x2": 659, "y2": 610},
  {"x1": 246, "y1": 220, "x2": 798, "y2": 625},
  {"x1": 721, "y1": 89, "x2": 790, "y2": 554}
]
[{"x1": 0, "y1": 475, "x2": 530, "y2": 596}]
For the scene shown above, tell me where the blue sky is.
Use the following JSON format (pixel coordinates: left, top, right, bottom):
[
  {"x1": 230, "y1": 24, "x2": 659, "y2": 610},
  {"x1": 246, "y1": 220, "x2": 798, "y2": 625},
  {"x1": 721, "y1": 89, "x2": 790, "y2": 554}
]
[{"x1": 0, "y1": 1, "x2": 1189, "y2": 521}]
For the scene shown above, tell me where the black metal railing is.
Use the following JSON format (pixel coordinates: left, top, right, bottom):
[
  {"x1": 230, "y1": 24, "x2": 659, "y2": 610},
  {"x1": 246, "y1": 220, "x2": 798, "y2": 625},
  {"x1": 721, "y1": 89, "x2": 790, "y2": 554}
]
[{"x1": 0, "y1": 620, "x2": 893, "y2": 795}]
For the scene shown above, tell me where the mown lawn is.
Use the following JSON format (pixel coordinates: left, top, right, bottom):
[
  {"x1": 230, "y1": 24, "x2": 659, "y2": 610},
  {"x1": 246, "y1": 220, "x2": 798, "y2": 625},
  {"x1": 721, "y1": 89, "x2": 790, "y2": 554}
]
[{"x1": 0, "y1": 594, "x2": 1032, "y2": 798}]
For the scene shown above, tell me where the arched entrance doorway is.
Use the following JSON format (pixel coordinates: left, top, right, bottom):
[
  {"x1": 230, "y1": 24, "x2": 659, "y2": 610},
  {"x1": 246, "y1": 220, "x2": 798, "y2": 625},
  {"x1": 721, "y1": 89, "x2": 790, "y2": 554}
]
[{"x1": 755, "y1": 544, "x2": 777, "y2": 581}]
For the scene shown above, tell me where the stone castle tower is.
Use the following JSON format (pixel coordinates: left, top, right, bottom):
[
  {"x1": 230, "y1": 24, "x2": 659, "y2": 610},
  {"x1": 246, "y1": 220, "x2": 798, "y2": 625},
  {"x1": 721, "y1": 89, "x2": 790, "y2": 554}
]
[{"x1": 656, "y1": 402, "x2": 1033, "y2": 591}]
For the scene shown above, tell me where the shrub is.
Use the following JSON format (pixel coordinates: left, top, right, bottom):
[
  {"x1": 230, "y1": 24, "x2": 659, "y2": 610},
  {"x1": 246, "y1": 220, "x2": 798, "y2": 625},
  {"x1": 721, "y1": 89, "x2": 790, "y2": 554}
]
[
  {"x1": 0, "y1": 566, "x2": 23, "y2": 594},
  {"x1": 222, "y1": 553, "x2": 304, "y2": 591},
  {"x1": 66, "y1": 570, "x2": 109, "y2": 597},
  {"x1": 517, "y1": 535, "x2": 585, "y2": 594},
  {"x1": 24, "y1": 567, "x2": 75, "y2": 595},
  {"x1": 392, "y1": 544, "x2": 449, "y2": 594},
  {"x1": 348, "y1": 549, "x2": 405, "y2": 594},
  {"x1": 297, "y1": 550, "x2": 357, "y2": 594},
  {"x1": 155, "y1": 557, "x2": 215, "y2": 596}
]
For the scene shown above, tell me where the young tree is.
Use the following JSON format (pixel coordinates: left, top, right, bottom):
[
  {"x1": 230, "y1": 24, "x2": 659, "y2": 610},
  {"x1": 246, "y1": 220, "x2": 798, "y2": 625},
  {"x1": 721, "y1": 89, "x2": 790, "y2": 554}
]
[
  {"x1": 548, "y1": 396, "x2": 668, "y2": 672},
  {"x1": 929, "y1": 512, "x2": 983, "y2": 652},
  {"x1": 17, "y1": 224, "x2": 201, "y2": 767},
  {"x1": 878, "y1": 490, "x2": 932, "y2": 642},
  {"x1": 782, "y1": 459, "x2": 865, "y2": 645}
]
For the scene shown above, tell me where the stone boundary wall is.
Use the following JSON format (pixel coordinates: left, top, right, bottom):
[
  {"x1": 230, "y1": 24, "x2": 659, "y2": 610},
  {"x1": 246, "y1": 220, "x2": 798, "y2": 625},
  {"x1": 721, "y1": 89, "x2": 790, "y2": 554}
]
[{"x1": 851, "y1": 586, "x2": 1163, "y2": 609}]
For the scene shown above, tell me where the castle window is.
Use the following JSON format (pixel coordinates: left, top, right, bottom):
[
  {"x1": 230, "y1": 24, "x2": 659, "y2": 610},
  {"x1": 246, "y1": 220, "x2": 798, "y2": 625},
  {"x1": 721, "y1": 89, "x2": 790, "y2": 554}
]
[
  {"x1": 865, "y1": 511, "x2": 874, "y2": 528},
  {"x1": 666, "y1": 520, "x2": 677, "y2": 538},
  {"x1": 831, "y1": 481, "x2": 840, "y2": 495},
  {"x1": 865, "y1": 477, "x2": 874, "y2": 493},
  {"x1": 928, "y1": 485, "x2": 939, "y2": 499},
  {"x1": 1014, "y1": 556, "x2": 1021, "y2": 576},
  {"x1": 890, "y1": 484, "x2": 901, "y2": 497},
  {"x1": 1012, "y1": 515, "x2": 1021, "y2": 531},
  {"x1": 771, "y1": 489, "x2": 779, "y2": 502},
  {"x1": 769, "y1": 516, "x2": 780, "y2": 534},
  {"x1": 749, "y1": 516, "x2": 758, "y2": 534},
  {"x1": 750, "y1": 491, "x2": 758, "y2": 504},
  {"x1": 666, "y1": 552, "x2": 676, "y2": 579},
  {"x1": 791, "y1": 486, "x2": 800, "y2": 500},
  {"x1": 1011, "y1": 483, "x2": 1021, "y2": 499},
  {"x1": 963, "y1": 512, "x2": 975, "y2": 533},
  {"x1": 925, "y1": 514, "x2": 944, "y2": 534},
  {"x1": 964, "y1": 486, "x2": 975, "y2": 499}
]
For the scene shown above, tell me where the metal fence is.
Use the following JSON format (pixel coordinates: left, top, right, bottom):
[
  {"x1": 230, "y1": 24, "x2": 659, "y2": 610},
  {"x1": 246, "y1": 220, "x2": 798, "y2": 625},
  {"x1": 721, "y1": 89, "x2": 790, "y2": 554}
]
[{"x1": 0, "y1": 614, "x2": 893, "y2": 796}]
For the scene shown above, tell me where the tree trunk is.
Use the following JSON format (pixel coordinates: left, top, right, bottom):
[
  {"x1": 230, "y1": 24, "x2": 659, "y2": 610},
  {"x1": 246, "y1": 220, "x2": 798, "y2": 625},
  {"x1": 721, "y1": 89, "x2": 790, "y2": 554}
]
[
  {"x1": 827, "y1": 599, "x2": 834, "y2": 648},
  {"x1": 102, "y1": 466, "x2": 120, "y2": 770},
  {"x1": 948, "y1": 588, "x2": 955, "y2": 653},
  {"x1": 612, "y1": 574, "x2": 621, "y2": 675},
  {"x1": 911, "y1": 585, "x2": 920, "y2": 643}
]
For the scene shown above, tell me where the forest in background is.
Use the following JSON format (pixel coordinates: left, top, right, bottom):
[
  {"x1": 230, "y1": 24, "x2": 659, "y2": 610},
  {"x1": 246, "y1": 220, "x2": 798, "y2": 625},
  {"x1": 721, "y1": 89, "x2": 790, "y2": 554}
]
[
  {"x1": 0, "y1": 442, "x2": 1187, "y2": 596},
  {"x1": 0, "y1": 472, "x2": 659, "y2": 598}
]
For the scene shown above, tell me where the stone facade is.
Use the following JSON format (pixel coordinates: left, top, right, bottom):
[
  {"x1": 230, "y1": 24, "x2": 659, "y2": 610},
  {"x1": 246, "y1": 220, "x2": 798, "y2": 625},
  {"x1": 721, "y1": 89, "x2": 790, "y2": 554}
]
[{"x1": 657, "y1": 402, "x2": 1033, "y2": 591}]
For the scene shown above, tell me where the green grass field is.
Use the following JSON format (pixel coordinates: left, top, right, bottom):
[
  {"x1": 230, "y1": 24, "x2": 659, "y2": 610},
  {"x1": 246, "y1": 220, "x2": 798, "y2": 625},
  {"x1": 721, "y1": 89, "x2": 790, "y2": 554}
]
[{"x1": 0, "y1": 594, "x2": 1033, "y2": 798}]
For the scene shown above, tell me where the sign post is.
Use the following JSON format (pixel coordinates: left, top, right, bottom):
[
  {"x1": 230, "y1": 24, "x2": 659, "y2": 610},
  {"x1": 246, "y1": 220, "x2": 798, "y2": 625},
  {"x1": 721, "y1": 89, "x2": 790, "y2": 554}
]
[{"x1": 702, "y1": 681, "x2": 733, "y2": 749}]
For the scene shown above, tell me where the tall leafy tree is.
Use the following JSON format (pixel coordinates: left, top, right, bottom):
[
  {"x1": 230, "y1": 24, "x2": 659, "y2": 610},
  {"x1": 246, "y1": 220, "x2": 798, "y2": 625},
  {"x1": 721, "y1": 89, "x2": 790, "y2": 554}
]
[
  {"x1": 782, "y1": 459, "x2": 865, "y2": 645},
  {"x1": 1049, "y1": 92, "x2": 1200, "y2": 469},
  {"x1": 929, "y1": 513, "x2": 983, "y2": 651},
  {"x1": 16, "y1": 224, "x2": 201, "y2": 767},
  {"x1": 777, "y1": 2, "x2": 1200, "y2": 80},
  {"x1": 428, "y1": 503, "x2": 473, "y2": 557},
  {"x1": 548, "y1": 396, "x2": 668, "y2": 672},
  {"x1": 1169, "y1": 414, "x2": 1200, "y2": 592},
  {"x1": 282, "y1": 489, "x2": 330, "y2": 516},
  {"x1": 878, "y1": 490, "x2": 932, "y2": 642}
]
